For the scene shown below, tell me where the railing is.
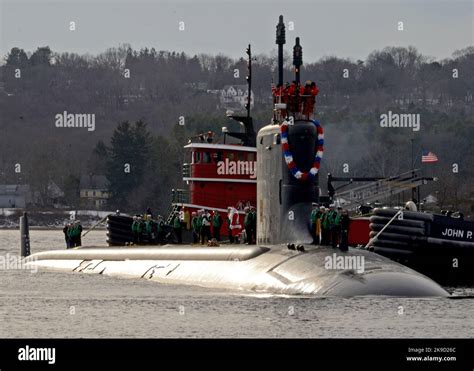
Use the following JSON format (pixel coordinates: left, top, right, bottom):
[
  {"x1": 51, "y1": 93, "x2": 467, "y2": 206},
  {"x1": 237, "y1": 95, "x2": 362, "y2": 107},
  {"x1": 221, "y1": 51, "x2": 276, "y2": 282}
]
[{"x1": 171, "y1": 189, "x2": 190, "y2": 204}]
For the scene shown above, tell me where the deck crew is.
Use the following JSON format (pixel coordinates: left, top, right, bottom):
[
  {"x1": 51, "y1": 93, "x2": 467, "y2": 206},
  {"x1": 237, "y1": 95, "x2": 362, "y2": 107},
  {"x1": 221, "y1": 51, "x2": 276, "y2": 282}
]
[
  {"x1": 302, "y1": 80, "x2": 319, "y2": 119},
  {"x1": 339, "y1": 209, "x2": 350, "y2": 252},
  {"x1": 157, "y1": 215, "x2": 165, "y2": 244},
  {"x1": 191, "y1": 212, "x2": 199, "y2": 243},
  {"x1": 63, "y1": 222, "x2": 71, "y2": 248},
  {"x1": 227, "y1": 207, "x2": 234, "y2": 243},
  {"x1": 250, "y1": 206, "x2": 257, "y2": 244},
  {"x1": 200, "y1": 209, "x2": 211, "y2": 245},
  {"x1": 212, "y1": 210, "x2": 222, "y2": 241},
  {"x1": 131, "y1": 215, "x2": 143, "y2": 244},
  {"x1": 328, "y1": 205, "x2": 340, "y2": 248},
  {"x1": 68, "y1": 220, "x2": 83, "y2": 248},
  {"x1": 320, "y1": 207, "x2": 330, "y2": 245},
  {"x1": 183, "y1": 207, "x2": 191, "y2": 230},
  {"x1": 244, "y1": 207, "x2": 253, "y2": 244},
  {"x1": 173, "y1": 213, "x2": 182, "y2": 244},
  {"x1": 309, "y1": 203, "x2": 322, "y2": 245},
  {"x1": 144, "y1": 216, "x2": 154, "y2": 244}
]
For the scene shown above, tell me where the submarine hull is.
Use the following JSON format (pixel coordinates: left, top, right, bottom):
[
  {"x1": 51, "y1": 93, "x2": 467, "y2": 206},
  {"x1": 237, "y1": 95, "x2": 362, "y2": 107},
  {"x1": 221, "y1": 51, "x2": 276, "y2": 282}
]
[{"x1": 25, "y1": 245, "x2": 448, "y2": 297}]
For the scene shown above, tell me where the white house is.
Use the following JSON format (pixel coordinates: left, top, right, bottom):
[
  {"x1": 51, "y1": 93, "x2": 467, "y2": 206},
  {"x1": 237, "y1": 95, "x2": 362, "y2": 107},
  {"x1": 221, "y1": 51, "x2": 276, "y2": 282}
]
[{"x1": 219, "y1": 85, "x2": 254, "y2": 110}]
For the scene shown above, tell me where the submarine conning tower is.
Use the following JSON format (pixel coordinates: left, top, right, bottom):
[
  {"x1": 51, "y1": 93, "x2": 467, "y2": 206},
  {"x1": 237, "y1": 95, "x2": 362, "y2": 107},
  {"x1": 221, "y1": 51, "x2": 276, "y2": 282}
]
[{"x1": 257, "y1": 17, "x2": 321, "y2": 245}]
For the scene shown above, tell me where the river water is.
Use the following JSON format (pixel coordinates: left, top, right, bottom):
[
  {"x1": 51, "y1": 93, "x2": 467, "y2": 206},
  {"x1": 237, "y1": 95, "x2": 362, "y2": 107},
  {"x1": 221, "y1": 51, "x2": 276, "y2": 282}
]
[{"x1": 0, "y1": 230, "x2": 472, "y2": 338}]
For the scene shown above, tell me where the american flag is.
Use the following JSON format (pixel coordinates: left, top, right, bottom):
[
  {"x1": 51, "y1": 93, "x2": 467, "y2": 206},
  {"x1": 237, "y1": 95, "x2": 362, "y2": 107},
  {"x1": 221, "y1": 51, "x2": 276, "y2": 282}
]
[{"x1": 422, "y1": 150, "x2": 438, "y2": 163}]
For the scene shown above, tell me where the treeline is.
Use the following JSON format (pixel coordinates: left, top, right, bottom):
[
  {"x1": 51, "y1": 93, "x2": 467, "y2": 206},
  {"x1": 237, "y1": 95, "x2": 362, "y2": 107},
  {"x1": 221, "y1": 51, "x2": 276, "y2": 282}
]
[{"x1": 0, "y1": 44, "x2": 473, "y2": 214}]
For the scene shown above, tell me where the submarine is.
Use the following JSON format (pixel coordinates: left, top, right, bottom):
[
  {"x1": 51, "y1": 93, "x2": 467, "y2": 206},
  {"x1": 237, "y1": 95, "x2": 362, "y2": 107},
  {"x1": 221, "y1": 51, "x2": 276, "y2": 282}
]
[{"x1": 23, "y1": 16, "x2": 448, "y2": 297}]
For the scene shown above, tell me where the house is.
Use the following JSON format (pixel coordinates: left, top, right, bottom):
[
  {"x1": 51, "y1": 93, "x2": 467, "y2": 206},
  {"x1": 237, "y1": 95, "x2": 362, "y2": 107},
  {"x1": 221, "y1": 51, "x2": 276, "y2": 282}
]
[
  {"x1": 80, "y1": 175, "x2": 110, "y2": 209},
  {"x1": 0, "y1": 184, "x2": 31, "y2": 208},
  {"x1": 219, "y1": 85, "x2": 254, "y2": 110}
]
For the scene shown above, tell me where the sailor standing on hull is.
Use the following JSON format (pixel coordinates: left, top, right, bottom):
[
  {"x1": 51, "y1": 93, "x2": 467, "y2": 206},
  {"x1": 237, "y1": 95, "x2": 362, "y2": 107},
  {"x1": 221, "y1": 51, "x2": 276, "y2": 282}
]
[
  {"x1": 173, "y1": 213, "x2": 182, "y2": 244},
  {"x1": 191, "y1": 212, "x2": 199, "y2": 244},
  {"x1": 200, "y1": 209, "x2": 211, "y2": 245},
  {"x1": 320, "y1": 207, "x2": 330, "y2": 245},
  {"x1": 339, "y1": 209, "x2": 350, "y2": 252},
  {"x1": 309, "y1": 203, "x2": 322, "y2": 245},
  {"x1": 212, "y1": 210, "x2": 222, "y2": 241}
]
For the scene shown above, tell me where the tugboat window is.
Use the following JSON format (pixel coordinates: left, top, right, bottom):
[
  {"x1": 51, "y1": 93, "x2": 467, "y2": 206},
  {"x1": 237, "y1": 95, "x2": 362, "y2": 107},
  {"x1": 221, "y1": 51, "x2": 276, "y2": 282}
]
[
  {"x1": 203, "y1": 152, "x2": 211, "y2": 163},
  {"x1": 195, "y1": 152, "x2": 201, "y2": 163},
  {"x1": 215, "y1": 151, "x2": 223, "y2": 163},
  {"x1": 227, "y1": 153, "x2": 235, "y2": 160}
]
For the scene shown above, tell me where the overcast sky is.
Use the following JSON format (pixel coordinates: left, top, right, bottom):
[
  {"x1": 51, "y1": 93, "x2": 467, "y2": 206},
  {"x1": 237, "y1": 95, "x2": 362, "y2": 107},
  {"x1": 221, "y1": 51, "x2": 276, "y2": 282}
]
[{"x1": 1, "y1": 0, "x2": 473, "y2": 62}]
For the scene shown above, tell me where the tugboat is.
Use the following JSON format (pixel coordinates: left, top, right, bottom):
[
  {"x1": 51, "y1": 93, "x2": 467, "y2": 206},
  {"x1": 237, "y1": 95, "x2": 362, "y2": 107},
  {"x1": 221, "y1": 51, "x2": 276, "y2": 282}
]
[
  {"x1": 23, "y1": 16, "x2": 449, "y2": 297},
  {"x1": 106, "y1": 48, "x2": 258, "y2": 246}
]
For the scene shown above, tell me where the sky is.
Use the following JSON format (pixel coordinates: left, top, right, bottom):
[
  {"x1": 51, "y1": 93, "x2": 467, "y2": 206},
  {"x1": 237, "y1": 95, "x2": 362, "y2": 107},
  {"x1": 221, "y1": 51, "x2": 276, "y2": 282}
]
[{"x1": 0, "y1": 0, "x2": 473, "y2": 63}]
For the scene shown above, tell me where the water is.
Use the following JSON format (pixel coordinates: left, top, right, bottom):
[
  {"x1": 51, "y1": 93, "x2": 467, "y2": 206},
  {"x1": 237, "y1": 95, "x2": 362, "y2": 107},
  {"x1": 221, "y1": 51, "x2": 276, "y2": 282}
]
[{"x1": 0, "y1": 230, "x2": 473, "y2": 338}]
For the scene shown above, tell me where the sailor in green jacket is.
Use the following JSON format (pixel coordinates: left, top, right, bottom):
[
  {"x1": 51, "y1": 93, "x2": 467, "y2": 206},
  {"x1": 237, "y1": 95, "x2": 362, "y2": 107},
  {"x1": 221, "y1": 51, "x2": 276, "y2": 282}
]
[
  {"x1": 250, "y1": 206, "x2": 257, "y2": 244},
  {"x1": 200, "y1": 209, "x2": 211, "y2": 245},
  {"x1": 328, "y1": 205, "x2": 341, "y2": 248},
  {"x1": 310, "y1": 203, "x2": 322, "y2": 245},
  {"x1": 191, "y1": 212, "x2": 199, "y2": 243},
  {"x1": 320, "y1": 207, "x2": 330, "y2": 245},
  {"x1": 67, "y1": 220, "x2": 83, "y2": 247},
  {"x1": 131, "y1": 215, "x2": 143, "y2": 244},
  {"x1": 212, "y1": 210, "x2": 222, "y2": 241},
  {"x1": 244, "y1": 207, "x2": 253, "y2": 244},
  {"x1": 173, "y1": 213, "x2": 182, "y2": 244}
]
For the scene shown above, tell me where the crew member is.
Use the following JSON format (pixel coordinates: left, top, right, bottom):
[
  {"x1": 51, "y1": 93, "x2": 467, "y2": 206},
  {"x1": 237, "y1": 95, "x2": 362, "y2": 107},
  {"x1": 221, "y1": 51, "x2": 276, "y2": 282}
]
[
  {"x1": 212, "y1": 210, "x2": 222, "y2": 241},
  {"x1": 191, "y1": 212, "x2": 199, "y2": 243},
  {"x1": 68, "y1": 220, "x2": 83, "y2": 248},
  {"x1": 250, "y1": 206, "x2": 257, "y2": 244},
  {"x1": 339, "y1": 209, "x2": 350, "y2": 252},
  {"x1": 244, "y1": 207, "x2": 253, "y2": 244},
  {"x1": 173, "y1": 213, "x2": 182, "y2": 244},
  {"x1": 144, "y1": 216, "x2": 153, "y2": 244},
  {"x1": 145, "y1": 207, "x2": 154, "y2": 219},
  {"x1": 63, "y1": 222, "x2": 71, "y2": 248},
  {"x1": 183, "y1": 207, "x2": 191, "y2": 230},
  {"x1": 157, "y1": 215, "x2": 165, "y2": 244},
  {"x1": 131, "y1": 215, "x2": 142, "y2": 244},
  {"x1": 287, "y1": 80, "x2": 305, "y2": 114},
  {"x1": 329, "y1": 205, "x2": 340, "y2": 248},
  {"x1": 200, "y1": 209, "x2": 211, "y2": 245},
  {"x1": 309, "y1": 203, "x2": 321, "y2": 245},
  {"x1": 320, "y1": 207, "x2": 330, "y2": 245},
  {"x1": 227, "y1": 208, "x2": 234, "y2": 243},
  {"x1": 302, "y1": 80, "x2": 319, "y2": 119}
]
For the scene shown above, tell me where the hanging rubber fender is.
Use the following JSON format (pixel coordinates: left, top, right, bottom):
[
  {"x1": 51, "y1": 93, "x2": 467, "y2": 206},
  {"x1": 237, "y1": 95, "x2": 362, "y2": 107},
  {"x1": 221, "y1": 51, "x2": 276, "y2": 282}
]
[
  {"x1": 369, "y1": 223, "x2": 425, "y2": 236},
  {"x1": 373, "y1": 246, "x2": 414, "y2": 255},
  {"x1": 106, "y1": 223, "x2": 134, "y2": 235},
  {"x1": 373, "y1": 208, "x2": 434, "y2": 221},
  {"x1": 106, "y1": 230, "x2": 134, "y2": 241},
  {"x1": 369, "y1": 231, "x2": 423, "y2": 243},
  {"x1": 105, "y1": 234, "x2": 133, "y2": 244},
  {"x1": 107, "y1": 215, "x2": 134, "y2": 223},
  {"x1": 369, "y1": 216, "x2": 425, "y2": 228},
  {"x1": 106, "y1": 219, "x2": 133, "y2": 229},
  {"x1": 372, "y1": 239, "x2": 411, "y2": 248},
  {"x1": 106, "y1": 237, "x2": 129, "y2": 246}
]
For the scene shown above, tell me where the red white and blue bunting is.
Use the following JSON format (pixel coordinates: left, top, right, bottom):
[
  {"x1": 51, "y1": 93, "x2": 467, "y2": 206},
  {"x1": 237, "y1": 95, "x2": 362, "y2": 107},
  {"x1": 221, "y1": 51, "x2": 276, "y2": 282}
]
[{"x1": 280, "y1": 119, "x2": 324, "y2": 181}]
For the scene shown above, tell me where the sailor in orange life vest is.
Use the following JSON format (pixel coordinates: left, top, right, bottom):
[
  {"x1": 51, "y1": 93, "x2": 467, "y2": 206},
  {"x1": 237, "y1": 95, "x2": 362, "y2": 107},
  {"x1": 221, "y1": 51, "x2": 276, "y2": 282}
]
[
  {"x1": 227, "y1": 206, "x2": 242, "y2": 244},
  {"x1": 286, "y1": 80, "x2": 305, "y2": 113},
  {"x1": 302, "y1": 80, "x2": 319, "y2": 119}
]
